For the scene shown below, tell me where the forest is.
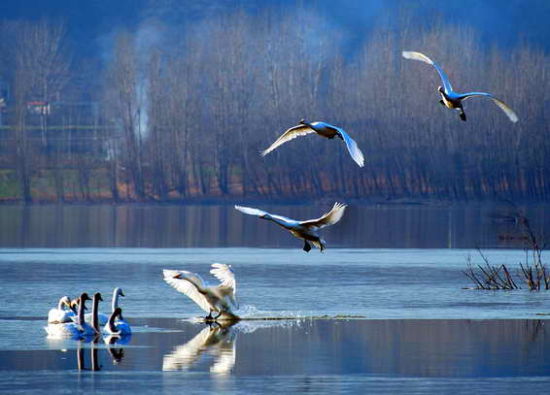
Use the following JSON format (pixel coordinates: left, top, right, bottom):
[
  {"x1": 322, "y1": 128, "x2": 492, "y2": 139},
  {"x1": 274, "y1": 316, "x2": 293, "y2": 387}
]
[{"x1": 0, "y1": 8, "x2": 548, "y2": 203}]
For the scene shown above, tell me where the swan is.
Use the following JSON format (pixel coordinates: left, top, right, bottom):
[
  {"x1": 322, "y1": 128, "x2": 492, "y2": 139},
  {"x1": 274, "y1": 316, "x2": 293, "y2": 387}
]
[
  {"x1": 163, "y1": 263, "x2": 239, "y2": 322},
  {"x1": 234, "y1": 202, "x2": 347, "y2": 252},
  {"x1": 44, "y1": 292, "x2": 95, "y2": 338},
  {"x1": 103, "y1": 307, "x2": 132, "y2": 336},
  {"x1": 163, "y1": 323, "x2": 236, "y2": 375},
  {"x1": 47, "y1": 296, "x2": 75, "y2": 324},
  {"x1": 402, "y1": 51, "x2": 518, "y2": 122},
  {"x1": 86, "y1": 287, "x2": 125, "y2": 326},
  {"x1": 262, "y1": 119, "x2": 365, "y2": 167}
]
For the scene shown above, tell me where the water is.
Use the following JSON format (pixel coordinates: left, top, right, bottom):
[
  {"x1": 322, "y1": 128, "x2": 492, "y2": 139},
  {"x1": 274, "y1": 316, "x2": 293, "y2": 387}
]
[{"x1": 1, "y1": 203, "x2": 549, "y2": 393}]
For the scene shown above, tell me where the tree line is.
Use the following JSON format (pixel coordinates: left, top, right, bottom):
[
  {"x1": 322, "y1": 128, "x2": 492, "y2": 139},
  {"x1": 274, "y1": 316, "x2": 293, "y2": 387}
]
[{"x1": 0, "y1": 9, "x2": 548, "y2": 203}]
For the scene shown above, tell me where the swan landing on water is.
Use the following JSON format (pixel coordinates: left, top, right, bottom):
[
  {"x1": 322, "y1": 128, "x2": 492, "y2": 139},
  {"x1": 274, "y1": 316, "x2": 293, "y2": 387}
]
[
  {"x1": 234, "y1": 202, "x2": 347, "y2": 252},
  {"x1": 262, "y1": 119, "x2": 365, "y2": 167},
  {"x1": 163, "y1": 263, "x2": 239, "y2": 322},
  {"x1": 402, "y1": 51, "x2": 518, "y2": 123}
]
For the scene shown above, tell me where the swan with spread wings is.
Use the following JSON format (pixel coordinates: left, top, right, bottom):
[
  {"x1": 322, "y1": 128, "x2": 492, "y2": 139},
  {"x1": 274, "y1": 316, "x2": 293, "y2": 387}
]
[
  {"x1": 262, "y1": 120, "x2": 364, "y2": 167},
  {"x1": 402, "y1": 51, "x2": 518, "y2": 123},
  {"x1": 163, "y1": 263, "x2": 239, "y2": 322},
  {"x1": 234, "y1": 202, "x2": 347, "y2": 252}
]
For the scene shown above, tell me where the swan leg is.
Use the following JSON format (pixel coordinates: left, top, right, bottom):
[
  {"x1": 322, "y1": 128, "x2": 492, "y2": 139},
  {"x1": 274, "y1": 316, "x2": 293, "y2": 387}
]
[
  {"x1": 459, "y1": 108, "x2": 467, "y2": 121},
  {"x1": 206, "y1": 311, "x2": 213, "y2": 321},
  {"x1": 303, "y1": 240, "x2": 312, "y2": 253},
  {"x1": 214, "y1": 311, "x2": 223, "y2": 320}
]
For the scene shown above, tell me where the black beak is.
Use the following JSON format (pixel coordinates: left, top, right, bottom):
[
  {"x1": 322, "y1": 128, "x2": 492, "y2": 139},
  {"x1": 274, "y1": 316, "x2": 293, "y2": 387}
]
[
  {"x1": 120, "y1": 291, "x2": 125, "y2": 297},
  {"x1": 98, "y1": 295, "x2": 103, "y2": 301}
]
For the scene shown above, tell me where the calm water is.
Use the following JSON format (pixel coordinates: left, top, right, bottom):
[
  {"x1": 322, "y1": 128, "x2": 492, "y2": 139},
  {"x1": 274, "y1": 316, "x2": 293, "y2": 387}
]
[
  {"x1": 0, "y1": 202, "x2": 548, "y2": 248},
  {"x1": 1, "y1": 203, "x2": 549, "y2": 393}
]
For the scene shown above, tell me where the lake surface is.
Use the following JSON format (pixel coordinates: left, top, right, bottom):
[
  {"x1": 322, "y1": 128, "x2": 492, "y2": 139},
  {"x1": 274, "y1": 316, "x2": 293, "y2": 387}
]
[{"x1": 1, "y1": 203, "x2": 549, "y2": 393}]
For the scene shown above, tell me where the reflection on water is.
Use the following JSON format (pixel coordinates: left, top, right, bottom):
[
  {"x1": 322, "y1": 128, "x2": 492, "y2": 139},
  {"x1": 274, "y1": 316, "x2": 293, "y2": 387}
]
[
  {"x1": 163, "y1": 323, "x2": 236, "y2": 375},
  {"x1": 1, "y1": 203, "x2": 548, "y2": 248}
]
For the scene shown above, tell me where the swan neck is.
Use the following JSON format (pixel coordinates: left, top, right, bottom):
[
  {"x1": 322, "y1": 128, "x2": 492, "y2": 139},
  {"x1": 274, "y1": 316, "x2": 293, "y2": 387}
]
[
  {"x1": 112, "y1": 291, "x2": 119, "y2": 312},
  {"x1": 92, "y1": 297, "x2": 100, "y2": 332},
  {"x1": 57, "y1": 298, "x2": 65, "y2": 310},
  {"x1": 107, "y1": 311, "x2": 118, "y2": 333},
  {"x1": 78, "y1": 299, "x2": 86, "y2": 326}
]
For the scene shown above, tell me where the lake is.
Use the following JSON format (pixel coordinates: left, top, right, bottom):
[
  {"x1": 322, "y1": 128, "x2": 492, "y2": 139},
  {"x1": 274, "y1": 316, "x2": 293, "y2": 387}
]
[{"x1": 0, "y1": 203, "x2": 549, "y2": 393}]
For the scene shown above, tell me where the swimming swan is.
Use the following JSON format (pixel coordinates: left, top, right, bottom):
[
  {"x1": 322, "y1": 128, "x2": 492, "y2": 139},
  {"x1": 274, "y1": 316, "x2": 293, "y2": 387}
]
[
  {"x1": 47, "y1": 296, "x2": 75, "y2": 324},
  {"x1": 163, "y1": 263, "x2": 239, "y2": 322},
  {"x1": 402, "y1": 51, "x2": 518, "y2": 123},
  {"x1": 103, "y1": 307, "x2": 131, "y2": 336},
  {"x1": 86, "y1": 287, "x2": 125, "y2": 326},
  {"x1": 45, "y1": 292, "x2": 97, "y2": 338},
  {"x1": 234, "y1": 202, "x2": 347, "y2": 252},
  {"x1": 262, "y1": 119, "x2": 365, "y2": 167}
]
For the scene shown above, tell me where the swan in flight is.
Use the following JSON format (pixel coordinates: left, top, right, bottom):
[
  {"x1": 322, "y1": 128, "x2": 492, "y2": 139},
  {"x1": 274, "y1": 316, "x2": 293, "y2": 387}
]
[
  {"x1": 86, "y1": 287, "x2": 125, "y2": 326},
  {"x1": 234, "y1": 202, "x2": 347, "y2": 252},
  {"x1": 163, "y1": 323, "x2": 236, "y2": 375},
  {"x1": 402, "y1": 51, "x2": 518, "y2": 123},
  {"x1": 104, "y1": 307, "x2": 132, "y2": 336},
  {"x1": 262, "y1": 119, "x2": 365, "y2": 167},
  {"x1": 163, "y1": 263, "x2": 239, "y2": 322},
  {"x1": 47, "y1": 296, "x2": 75, "y2": 324}
]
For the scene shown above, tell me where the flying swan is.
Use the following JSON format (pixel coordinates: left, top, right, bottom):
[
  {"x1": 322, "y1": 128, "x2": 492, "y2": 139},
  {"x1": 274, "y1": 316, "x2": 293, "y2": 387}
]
[
  {"x1": 163, "y1": 263, "x2": 239, "y2": 322},
  {"x1": 234, "y1": 202, "x2": 347, "y2": 252},
  {"x1": 402, "y1": 51, "x2": 518, "y2": 123},
  {"x1": 262, "y1": 119, "x2": 365, "y2": 167}
]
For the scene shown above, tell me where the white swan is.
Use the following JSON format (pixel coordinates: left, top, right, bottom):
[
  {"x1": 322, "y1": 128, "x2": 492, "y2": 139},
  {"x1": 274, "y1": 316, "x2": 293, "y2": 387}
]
[
  {"x1": 262, "y1": 119, "x2": 365, "y2": 167},
  {"x1": 163, "y1": 263, "x2": 239, "y2": 322},
  {"x1": 402, "y1": 51, "x2": 518, "y2": 122},
  {"x1": 47, "y1": 296, "x2": 75, "y2": 324},
  {"x1": 86, "y1": 287, "x2": 125, "y2": 326},
  {"x1": 163, "y1": 324, "x2": 236, "y2": 375},
  {"x1": 45, "y1": 292, "x2": 97, "y2": 338},
  {"x1": 103, "y1": 307, "x2": 132, "y2": 336},
  {"x1": 234, "y1": 202, "x2": 346, "y2": 252}
]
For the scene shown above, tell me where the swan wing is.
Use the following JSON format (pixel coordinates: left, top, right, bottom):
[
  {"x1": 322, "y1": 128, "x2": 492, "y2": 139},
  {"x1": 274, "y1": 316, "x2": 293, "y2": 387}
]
[
  {"x1": 210, "y1": 263, "x2": 237, "y2": 306},
  {"x1": 163, "y1": 269, "x2": 211, "y2": 313},
  {"x1": 402, "y1": 51, "x2": 453, "y2": 93},
  {"x1": 300, "y1": 202, "x2": 347, "y2": 230},
  {"x1": 234, "y1": 205, "x2": 299, "y2": 227},
  {"x1": 261, "y1": 124, "x2": 317, "y2": 156},
  {"x1": 459, "y1": 92, "x2": 518, "y2": 123},
  {"x1": 210, "y1": 339, "x2": 236, "y2": 375},
  {"x1": 162, "y1": 326, "x2": 213, "y2": 371},
  {"x1": 335, "y1": 128, "x2": 365, "y2": 167}
]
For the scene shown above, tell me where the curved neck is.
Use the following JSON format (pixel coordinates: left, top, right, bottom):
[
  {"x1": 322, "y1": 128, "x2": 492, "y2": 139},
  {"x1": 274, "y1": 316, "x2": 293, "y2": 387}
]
[
  {"x1": 107, "y1": 311, "x2": 119, "y2": 334},
  {"x1": 57, "y1": 298, "x2": 66, "y2": 310},
  {"x1": 92, "y1": 297, "x2": 100, "y2": 332}
]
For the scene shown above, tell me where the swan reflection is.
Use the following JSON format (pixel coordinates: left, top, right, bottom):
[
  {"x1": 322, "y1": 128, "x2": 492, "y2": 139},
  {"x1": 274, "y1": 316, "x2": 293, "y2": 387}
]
[
  {"x1": 163, "y1": 323, "x2": 236, "y2": 375},
  {"x1": 76, "y1": 338, "x2": 102, "y2": 371}
]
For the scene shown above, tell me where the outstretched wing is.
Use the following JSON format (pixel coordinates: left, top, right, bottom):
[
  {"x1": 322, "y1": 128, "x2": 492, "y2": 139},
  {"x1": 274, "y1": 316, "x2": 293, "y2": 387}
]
[
  {"x1": 210, "y1": 263, "x2": 238, "y2": 308},
  {"x1": 163, "y1": 269, "x2": 211, "y2": 313},
  {"x1": 210, "y1": 335, "x2": 236, "y2": 375},
  {"x1": 234, "y1": 205, "x2": 299, "y2": 227},
  {"x1": 261, "y1": 124, "x2": 317, "y2": 156},
  {"x1": 402, "y1": 51, "x2": 453, "y2": 94},
  {"x1": 460, "y1": 92, "x2": 518, "y2": 123},
  {"x1": 300, "y1": 202, "x2": 347, "y2": 230},
  {"x1": 335, "y1": 128, "x2": 365, "y2": 167}
]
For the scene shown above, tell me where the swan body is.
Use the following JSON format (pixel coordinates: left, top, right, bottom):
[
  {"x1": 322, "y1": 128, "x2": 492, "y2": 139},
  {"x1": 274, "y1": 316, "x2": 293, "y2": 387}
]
[
  {"x1": 234, "y1": 202, "x2": 347, "y2": 252},
  {"x1": 86, "y1": 287, "x2": 125, "y2": 326},
  {"x1": 47, "y1": 296, "x2": 75, "y2": 324},
  {"x1": 402, "y1": 51, "x2": 518, "y2": 123},
  {"x1": 163, "y1": 263, "x2": 239, "y2": 321},
  {"x1": 45, "y1": 293, "x2": 97, "y2": 338},
  {"x1": 262, "y1": 119, "x2": 365, "y2": 167},
  {"x1": 104, "y1": 307, "x2": 131, "y2": 336}
]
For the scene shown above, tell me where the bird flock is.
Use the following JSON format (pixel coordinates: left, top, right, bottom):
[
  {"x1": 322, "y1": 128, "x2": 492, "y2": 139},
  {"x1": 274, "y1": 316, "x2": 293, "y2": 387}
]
[{"x1": 46, "y1": 51, "x2": 519, "y2": 329}]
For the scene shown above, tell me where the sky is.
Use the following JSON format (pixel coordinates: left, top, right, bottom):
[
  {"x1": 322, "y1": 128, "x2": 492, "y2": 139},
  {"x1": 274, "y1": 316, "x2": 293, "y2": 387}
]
[{"x1": 1, "y1": 0, "x2": 549, "y2": 59}]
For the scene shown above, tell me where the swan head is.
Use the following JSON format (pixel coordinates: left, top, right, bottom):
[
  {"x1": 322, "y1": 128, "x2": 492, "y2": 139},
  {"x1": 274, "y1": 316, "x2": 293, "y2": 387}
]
[
  {"x1": 115, "y1": 288, "x2": 125, "y2": 298},
  {"x1": 299, "y1": 119, "x2": 307, "y2": 124},
  {"x1": 437, "y1": 86, "x2": 444, "y2": 94},
  {"x1": 80, "y1": 292, "x2": 91, "y2": 302},
  {"x1": 94, "y1": 292, "x2": 103, "y2": 302},
  {"x1": 113, "y1": 307, "x2": 123, "y2": 319}
]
